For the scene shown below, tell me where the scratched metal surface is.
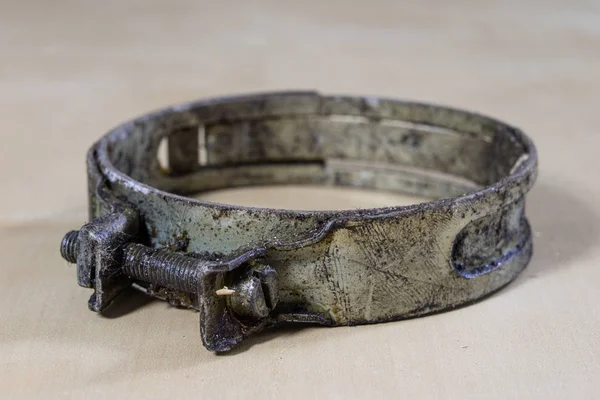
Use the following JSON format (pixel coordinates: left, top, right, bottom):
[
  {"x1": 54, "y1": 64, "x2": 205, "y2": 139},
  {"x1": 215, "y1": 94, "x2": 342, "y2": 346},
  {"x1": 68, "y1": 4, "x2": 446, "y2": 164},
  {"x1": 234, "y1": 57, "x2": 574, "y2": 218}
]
[{"x1": 93, "y1": 92, "x2": 537, "y2": 326}]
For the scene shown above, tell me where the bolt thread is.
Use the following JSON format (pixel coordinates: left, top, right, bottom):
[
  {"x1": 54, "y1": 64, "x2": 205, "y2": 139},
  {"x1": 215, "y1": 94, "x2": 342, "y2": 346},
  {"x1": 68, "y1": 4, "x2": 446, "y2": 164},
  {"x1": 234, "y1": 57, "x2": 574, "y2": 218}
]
[
  {"x1": 122, "y1": 243, "x2": 201, "y2": 293},
  {"x1": 60, "y1": 230, "x2": 80, "y2": 263}
]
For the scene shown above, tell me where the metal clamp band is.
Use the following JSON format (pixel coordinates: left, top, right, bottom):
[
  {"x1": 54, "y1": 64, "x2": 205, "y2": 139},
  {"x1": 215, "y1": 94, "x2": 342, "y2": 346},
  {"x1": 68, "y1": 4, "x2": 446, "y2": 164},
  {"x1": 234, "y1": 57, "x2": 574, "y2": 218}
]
[{"x1": 60, "y1": 91, "x2": 538, "y2": 352}]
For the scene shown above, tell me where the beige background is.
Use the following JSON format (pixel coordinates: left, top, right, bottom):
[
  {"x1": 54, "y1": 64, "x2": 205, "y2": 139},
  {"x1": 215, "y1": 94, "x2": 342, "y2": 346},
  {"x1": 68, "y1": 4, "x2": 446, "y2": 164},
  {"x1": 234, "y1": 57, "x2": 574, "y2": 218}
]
[{"x1": 1, "y1": 0, "x2": 599, "y2": 398}]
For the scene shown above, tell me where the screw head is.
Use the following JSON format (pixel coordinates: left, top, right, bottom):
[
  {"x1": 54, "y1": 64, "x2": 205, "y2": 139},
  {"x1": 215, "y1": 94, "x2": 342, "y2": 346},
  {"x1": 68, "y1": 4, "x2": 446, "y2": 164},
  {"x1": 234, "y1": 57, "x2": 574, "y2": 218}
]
[
  {"x1": 229, "y1": 265, "x2": 279, "y2": 321},
  {"x1": 60, "y1": 230, "x2": 80, "y2": 263}
]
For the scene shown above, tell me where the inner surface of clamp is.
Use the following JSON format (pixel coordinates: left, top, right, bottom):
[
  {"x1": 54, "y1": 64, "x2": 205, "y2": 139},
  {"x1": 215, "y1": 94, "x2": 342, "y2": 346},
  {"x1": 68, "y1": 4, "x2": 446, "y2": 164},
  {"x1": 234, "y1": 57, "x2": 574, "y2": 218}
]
[{"x1": 110, "y1": 96, "x2": 530, "y2": 201}]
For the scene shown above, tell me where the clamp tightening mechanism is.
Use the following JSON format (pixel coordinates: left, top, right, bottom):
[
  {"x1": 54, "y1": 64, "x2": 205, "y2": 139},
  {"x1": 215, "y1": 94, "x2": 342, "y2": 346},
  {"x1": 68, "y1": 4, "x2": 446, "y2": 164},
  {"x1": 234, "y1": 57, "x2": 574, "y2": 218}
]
[{"x1": 60, "y1": 207, "x2": 279, "y2": 352}]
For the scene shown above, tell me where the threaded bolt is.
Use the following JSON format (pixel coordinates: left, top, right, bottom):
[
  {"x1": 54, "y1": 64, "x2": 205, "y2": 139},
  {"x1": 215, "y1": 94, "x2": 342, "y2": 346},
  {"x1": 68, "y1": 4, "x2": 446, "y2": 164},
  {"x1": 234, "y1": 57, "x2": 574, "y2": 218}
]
[
  {"x1": 121, "y1": 243, "x2": 202, "y2": 293},
  {"x1": 61, "y1": 227, "x2": 274, "y2": 327},
  {"x1": 60, "y1": 230, "x2": 203, "y2": 293},
  {"x1": 60, "y1": 230, "x2": 80, "y2": 263}
]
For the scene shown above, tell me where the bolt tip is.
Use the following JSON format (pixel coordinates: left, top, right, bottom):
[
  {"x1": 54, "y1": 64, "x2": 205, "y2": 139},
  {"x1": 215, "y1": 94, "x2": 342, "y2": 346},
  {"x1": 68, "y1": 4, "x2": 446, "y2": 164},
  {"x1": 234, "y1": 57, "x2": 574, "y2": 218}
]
[{"x1": 60, "y1": 230, "x2": 79, "y2": 263}]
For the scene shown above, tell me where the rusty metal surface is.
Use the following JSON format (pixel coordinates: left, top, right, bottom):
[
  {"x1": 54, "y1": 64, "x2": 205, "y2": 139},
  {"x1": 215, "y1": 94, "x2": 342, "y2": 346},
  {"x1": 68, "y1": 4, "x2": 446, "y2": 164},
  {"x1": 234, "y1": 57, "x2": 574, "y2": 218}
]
[{"x1": 60, "y1": 91, "x2": 537, "y2": 352}]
